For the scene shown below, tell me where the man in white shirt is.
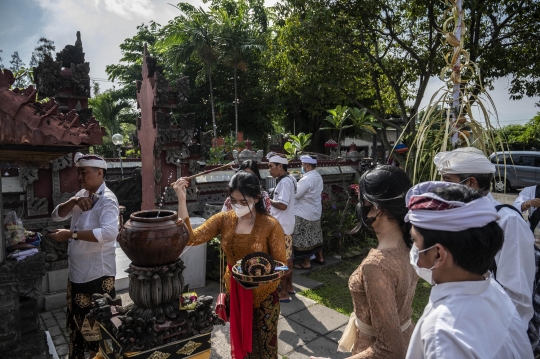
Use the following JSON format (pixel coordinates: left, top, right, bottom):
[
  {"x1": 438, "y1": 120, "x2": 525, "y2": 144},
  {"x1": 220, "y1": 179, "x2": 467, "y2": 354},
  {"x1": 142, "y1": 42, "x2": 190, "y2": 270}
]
[
  {"x1": 293, "y1": 155, "x2": 325, "y2": 269},
  {"x1": 514, "y1": 185, "x2": 540, "y2": 232},
  {"x1": 268, "y1": 154, "x2": 297, "y2": 302},
  {"x1": 405, "y1": 181, "x2": 533, "y2": 359},
  {"x1": 49, "y1": 153, "x2": 119, "y2": 359},
  {"x1": 433, "y1": 147, "x2": 535, "y2": 329}
]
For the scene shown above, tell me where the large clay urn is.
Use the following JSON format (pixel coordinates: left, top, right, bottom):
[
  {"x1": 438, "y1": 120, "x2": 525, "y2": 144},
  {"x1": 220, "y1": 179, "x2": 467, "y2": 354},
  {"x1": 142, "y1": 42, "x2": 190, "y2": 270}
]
[{"x1": 118, "y1": 210, "x2": 189, "y2": 267}]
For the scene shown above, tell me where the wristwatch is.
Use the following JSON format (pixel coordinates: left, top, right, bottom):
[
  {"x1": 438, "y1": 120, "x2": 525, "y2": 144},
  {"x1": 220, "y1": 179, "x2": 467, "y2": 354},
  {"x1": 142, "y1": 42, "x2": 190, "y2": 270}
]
[{"x1": 72, "y1": 231, "x2": 78, "y2": 240}]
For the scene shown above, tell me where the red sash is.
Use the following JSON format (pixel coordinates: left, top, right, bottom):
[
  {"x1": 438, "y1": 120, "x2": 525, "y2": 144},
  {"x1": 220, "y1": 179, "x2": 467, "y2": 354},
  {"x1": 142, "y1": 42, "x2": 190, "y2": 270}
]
[{"x1": 228, "y1": 264, "x2": 253, "y2": 359}]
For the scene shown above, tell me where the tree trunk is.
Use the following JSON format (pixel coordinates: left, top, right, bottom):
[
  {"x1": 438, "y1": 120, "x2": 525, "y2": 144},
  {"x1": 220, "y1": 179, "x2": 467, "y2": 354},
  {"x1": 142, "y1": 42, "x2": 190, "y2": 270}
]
[
  {"x1": 208, "y1": 63, "x2": 217, "y2": 147},
  {"x1": 234, "y1": 67, "x2": 239, "y2": 142}
]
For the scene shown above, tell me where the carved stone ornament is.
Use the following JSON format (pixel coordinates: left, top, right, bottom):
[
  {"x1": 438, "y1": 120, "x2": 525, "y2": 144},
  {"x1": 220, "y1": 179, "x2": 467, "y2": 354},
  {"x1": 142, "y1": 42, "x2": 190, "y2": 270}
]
[
  {"x1": 154, "y1": 72, "x2": 170, "y2": 106},
  {"x1": 28, "y1": 198, "x2": 49, "y2": 216},
  {"x1": 165, "y1": 148, "x2": 189, "y2": 166},
  {"x1": 154, "y1": 168, "x2": 162, "y2": 184},
  {"x1": 156, "y1": 110, "x2": 171, "y2": 129},
  {"x1": 50, "y1": 153, "x2": 73, "y2": 171},
  {"x1": 233, "y1": 149, "x2": 264, "y2": 164},
  {"x1": 176, "y1": 76, "x2": 190, "y2": 103},
  {"x1": 18, "y1": 167, "x2": 39, "y2": 188},
  {"x1": 71, "y1": 62, "x2": 91, "y2": 97},
  {"x1": 200, "y1": 130, "x2": 213, "y2": 160},
  {"x1": 33, "y1": 53, "x2": 62, "y2": 97},
  {"x1": 156, "y1": 128, "x2": 194, "y2": 148},
  {"x1": 56, "y1": 31, "x2": 85, "y2": 67}
]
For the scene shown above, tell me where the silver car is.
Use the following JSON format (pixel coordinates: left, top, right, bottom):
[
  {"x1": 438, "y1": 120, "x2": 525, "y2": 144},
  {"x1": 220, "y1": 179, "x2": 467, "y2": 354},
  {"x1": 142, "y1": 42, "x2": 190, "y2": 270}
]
[{"x1": 490, "y1": 151, "x2": 540, "y2": 192}]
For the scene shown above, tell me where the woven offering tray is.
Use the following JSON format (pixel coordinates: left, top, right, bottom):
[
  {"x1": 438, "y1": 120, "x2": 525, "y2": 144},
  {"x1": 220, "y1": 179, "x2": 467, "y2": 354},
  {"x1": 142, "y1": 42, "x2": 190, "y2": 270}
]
[{"x1": 232, "y1": 252, "x2": 286, "y2": 285}]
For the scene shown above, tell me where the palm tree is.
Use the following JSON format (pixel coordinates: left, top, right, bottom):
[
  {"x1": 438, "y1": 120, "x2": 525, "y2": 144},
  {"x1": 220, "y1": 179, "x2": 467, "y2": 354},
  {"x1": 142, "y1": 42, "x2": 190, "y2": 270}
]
[
  {"x1": 214, "y1": 2, "x2": 265, "y2": 141},
  {"x1": 89, "y1": 92, "x2": 132, "y2": 156},
  {"x1": 159, "y1": 3, "x2": 219, "y2": 146}
]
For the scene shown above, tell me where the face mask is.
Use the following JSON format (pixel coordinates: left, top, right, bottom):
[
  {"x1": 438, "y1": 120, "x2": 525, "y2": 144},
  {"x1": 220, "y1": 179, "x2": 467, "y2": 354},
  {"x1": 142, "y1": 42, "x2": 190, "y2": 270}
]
[
  {"x1": 301, "y1": 166, "x2": 305, "y2": 174},
  {"x1": 360, "y1": 204, "x2": 380, "y2": 230},
  {"x1": 409, "y1": 244, "x2": 437, "y2": 285},
  {"x1": 233, "y1": 202, "x2": 253, "y2": 217}
]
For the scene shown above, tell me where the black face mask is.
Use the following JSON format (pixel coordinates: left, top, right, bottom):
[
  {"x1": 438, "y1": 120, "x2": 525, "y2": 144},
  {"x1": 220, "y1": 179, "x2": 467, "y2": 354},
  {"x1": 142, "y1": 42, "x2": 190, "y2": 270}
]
[{"x1": 361, "y1": 204, "x2": 380, "y2": 230}]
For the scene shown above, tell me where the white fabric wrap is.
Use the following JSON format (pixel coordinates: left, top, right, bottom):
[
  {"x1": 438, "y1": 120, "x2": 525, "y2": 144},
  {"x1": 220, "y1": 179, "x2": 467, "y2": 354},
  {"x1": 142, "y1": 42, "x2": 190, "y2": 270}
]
[
  {"x1": 338, "y1": 312, "x2": 412, "y2": 352},
  {"x1": 268, "y1": 155, "x2": 288, "y2": 165},
  {"x1": 300, "y1": 155, "x2": 317, "y2": 164},
  {"x1": 434, "y1": 147, "x2": 495, "y2": 175},
  {"x1": 405, "y1": 181, "x2": 500, "y2": 231},
  {"x1": 74, "y1": 152, "x2": 107, "y2": 169}
]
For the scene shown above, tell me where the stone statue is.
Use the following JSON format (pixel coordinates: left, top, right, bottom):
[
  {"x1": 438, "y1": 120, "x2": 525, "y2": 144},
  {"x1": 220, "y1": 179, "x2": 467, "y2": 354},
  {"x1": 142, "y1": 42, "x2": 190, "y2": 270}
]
[
  {"x1": 33, "y1": 54, "x2": 62, "y2": 97},
  {"x1": 56, "y1": 31, "x2": 85, "y2": 67},
  {"x1": 71, "y1": 62, "x2": 90, "y2": 97}
]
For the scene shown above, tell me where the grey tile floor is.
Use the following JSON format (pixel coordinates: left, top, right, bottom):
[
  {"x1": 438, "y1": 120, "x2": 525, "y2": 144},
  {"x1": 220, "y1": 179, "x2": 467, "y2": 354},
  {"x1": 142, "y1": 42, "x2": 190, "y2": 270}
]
[{"x1": 41, "y1": 258, "x2": 348, "y2": 359}]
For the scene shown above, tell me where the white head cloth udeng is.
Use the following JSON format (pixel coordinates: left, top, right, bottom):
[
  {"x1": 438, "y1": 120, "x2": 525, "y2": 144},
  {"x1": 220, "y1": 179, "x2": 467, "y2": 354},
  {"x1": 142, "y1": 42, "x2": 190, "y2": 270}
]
[
  {"x1": 269, "y1": 155, "x2": 288, "y2": 165},
  {"x1": 434, "y1": 147, "x2": 495, "y2": 175},
  {"x1": 300, "y1": 155, "x2": 317, "y2": 164},
  {"x1": 74, "y1": 152, "x2": 107, "y2": 169},
  {"x1": 404, "y1": 181, "x2": 500, "y2": 231}
]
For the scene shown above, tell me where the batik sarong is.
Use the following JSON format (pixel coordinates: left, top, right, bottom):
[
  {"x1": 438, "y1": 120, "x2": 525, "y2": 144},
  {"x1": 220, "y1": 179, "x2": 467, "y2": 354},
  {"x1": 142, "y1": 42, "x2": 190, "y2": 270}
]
[
  {"x1": 66, "y1": 276, "x2": 115, "y2": 359},
  {"x1": 292, "y1": 216, "x2": 323, "y2": 259}
]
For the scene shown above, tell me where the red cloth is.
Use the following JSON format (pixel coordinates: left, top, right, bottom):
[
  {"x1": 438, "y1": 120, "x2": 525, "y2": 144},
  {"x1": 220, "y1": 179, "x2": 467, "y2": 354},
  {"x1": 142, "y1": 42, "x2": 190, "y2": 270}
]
[
  {"x1": 407, "y1": 196, "x2": 458, "y2": 211},
  {"x1": 228, "y1": 264, "x2": 253, "y2": 359}
]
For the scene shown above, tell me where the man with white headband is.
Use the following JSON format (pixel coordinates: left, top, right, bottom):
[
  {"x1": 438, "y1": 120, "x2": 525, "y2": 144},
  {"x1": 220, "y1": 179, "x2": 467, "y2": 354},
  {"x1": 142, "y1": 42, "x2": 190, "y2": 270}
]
[
  {"x1": 267, "y1": 153, "x2": 297, "y2": 302},
  {"x1": 293, "y1": 155, "x2": 324, "y2": 269},
  {"x1": 405, "y1": 181, "x2": 533, "y2": 359},
  {"x1": 49, "y1": 152, "x2": 119, "y2": 359},
  {"x1": 434, "y1": 147, "x2": 535, "y2": 329}
]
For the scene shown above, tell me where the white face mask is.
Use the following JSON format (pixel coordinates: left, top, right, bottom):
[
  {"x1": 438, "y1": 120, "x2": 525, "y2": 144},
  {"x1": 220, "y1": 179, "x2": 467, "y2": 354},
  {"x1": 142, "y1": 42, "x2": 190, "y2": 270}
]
[
  {"x1": 410, "y1": 244, "x2": 437, "y2": 285},
  {"x1": 233, "y1": 201, "x2": 253, "y2": 217}
]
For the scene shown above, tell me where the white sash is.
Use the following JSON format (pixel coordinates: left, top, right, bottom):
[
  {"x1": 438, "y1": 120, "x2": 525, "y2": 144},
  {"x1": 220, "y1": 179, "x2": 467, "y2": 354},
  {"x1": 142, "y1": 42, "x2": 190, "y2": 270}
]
[{"x1": 337, "y1": 312, "x2": 412, "y2": 352}]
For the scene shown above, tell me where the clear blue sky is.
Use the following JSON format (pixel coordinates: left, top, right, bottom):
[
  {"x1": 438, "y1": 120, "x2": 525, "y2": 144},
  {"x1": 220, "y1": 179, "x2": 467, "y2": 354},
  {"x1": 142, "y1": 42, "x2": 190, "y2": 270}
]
[{"x1": 1, "y1": 0, "x2": 538, "y2": 126}]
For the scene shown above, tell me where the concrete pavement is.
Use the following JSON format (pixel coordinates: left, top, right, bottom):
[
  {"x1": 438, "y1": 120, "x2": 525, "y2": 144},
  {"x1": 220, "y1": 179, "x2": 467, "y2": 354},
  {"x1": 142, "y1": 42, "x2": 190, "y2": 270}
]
[{"x1": 41, "y1": 256, "x2": 350, "y2": 359}]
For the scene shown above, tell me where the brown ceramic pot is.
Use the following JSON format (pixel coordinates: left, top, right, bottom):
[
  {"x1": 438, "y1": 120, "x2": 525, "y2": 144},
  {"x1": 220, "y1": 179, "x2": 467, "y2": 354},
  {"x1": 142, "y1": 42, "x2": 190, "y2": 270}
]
[{"x1": 118, "y1": 210, "x2": 190, "y2": 267}]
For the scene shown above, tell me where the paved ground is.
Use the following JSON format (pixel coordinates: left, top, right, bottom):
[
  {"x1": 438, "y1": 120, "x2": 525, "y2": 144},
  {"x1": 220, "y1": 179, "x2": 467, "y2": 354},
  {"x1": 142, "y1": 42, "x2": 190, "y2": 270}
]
[
  {"x1": 41, "y1": 191, "x2": 523, "y2": 358},
  {"x1": 41, "y1": 256, "x2": 349, "y2": 359}
]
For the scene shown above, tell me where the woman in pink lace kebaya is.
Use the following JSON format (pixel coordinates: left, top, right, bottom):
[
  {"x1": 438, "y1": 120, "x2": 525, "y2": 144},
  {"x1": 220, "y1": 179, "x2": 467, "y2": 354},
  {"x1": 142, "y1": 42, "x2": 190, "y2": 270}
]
[{"x1": 312, "y1": 165, "x2": 418, "y2": 359}]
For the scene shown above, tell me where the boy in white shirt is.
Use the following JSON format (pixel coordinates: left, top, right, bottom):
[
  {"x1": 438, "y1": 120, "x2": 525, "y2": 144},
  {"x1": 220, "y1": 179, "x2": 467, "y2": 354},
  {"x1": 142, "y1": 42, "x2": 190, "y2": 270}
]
[{"x1": 405, "y1": 181, "x2": 532, "y2": 359}]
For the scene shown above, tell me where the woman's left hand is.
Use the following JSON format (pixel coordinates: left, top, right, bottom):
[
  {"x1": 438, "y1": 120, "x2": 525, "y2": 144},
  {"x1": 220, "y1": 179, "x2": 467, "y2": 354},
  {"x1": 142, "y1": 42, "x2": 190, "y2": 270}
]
[{"x1": 172, "y1": 178, "x2": 190, "y2": 202}]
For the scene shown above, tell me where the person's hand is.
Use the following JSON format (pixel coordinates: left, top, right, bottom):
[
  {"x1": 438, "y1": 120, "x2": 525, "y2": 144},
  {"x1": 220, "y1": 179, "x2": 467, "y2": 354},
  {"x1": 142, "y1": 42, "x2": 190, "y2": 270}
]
[
  {"x1": 48, "y1": 229, "x2": 72, "y2": 242},
  {"x1": 73, "y1": 196, "x2": 93, "y2": 212},
  {"x1": 527, "y1": 199, "x2": 540, "y2": 209},
  {"x1": 172, "y1": 178, "x2": 190, "y2": 202}
]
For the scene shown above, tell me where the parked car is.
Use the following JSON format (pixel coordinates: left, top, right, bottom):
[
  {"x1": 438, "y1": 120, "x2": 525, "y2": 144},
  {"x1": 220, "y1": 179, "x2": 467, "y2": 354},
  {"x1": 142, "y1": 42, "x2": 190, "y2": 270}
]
[{"x1": 490, "y1": 151, "x2": 540, "y2": 192}]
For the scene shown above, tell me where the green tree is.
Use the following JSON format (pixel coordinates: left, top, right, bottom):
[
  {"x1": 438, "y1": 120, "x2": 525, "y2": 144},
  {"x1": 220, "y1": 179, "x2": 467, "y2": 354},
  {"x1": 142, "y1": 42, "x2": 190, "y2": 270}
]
[
  {"x1": 214, "y1": 0, "x2": 265, "y2": 140},
  {"x1": 106, "y1": 22, "x2": 165, "y2": 102},
  {"x1": 9, "y1": 51, "x2": 30, "y2": 88},
  {"x1": 29, "y1": 38, "x2": 56, "y2": 68},
  {"x1": 270, "y1": 0, "x2": 540, "y2": 158},
  {"x1": 160, "y1": 3, "x2": 220, "y2": 145},
  {"x1": 89, "y1": 92, "x2": 132, "y2": 156},
  {"x1": 499, "y1": 114, "x2": 540, "y2": 150}
]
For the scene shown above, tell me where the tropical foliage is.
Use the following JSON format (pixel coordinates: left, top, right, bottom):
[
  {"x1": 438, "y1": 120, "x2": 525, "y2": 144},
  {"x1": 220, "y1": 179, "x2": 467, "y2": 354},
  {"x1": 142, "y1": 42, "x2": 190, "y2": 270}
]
[{"x1": 90, "y1": 0, "x2": 539, "y2": 159}]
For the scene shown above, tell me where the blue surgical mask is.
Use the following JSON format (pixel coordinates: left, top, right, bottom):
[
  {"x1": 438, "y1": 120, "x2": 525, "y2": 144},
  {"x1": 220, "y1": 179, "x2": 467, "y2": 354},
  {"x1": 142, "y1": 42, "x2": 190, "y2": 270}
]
[{"x1": 301, "y1": 166, "x2": 305, "y2": 174}]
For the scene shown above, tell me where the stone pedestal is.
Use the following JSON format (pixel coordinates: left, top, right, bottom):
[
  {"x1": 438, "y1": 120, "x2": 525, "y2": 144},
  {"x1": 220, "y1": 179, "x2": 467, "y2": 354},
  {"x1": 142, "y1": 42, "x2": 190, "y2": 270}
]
[
  {"x1": 180, "y1": 217, "x2": 206, "y2": 289},
  {"x1": 0, "y1": 251, "x2": 51, "y2": 358}
]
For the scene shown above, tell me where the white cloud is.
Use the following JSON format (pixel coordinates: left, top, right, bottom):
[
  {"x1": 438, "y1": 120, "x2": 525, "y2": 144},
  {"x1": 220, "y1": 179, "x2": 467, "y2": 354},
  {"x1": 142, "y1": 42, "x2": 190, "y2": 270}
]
[{"x1": 94, "y1": 0, "x2": 154, "y2": 19}]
